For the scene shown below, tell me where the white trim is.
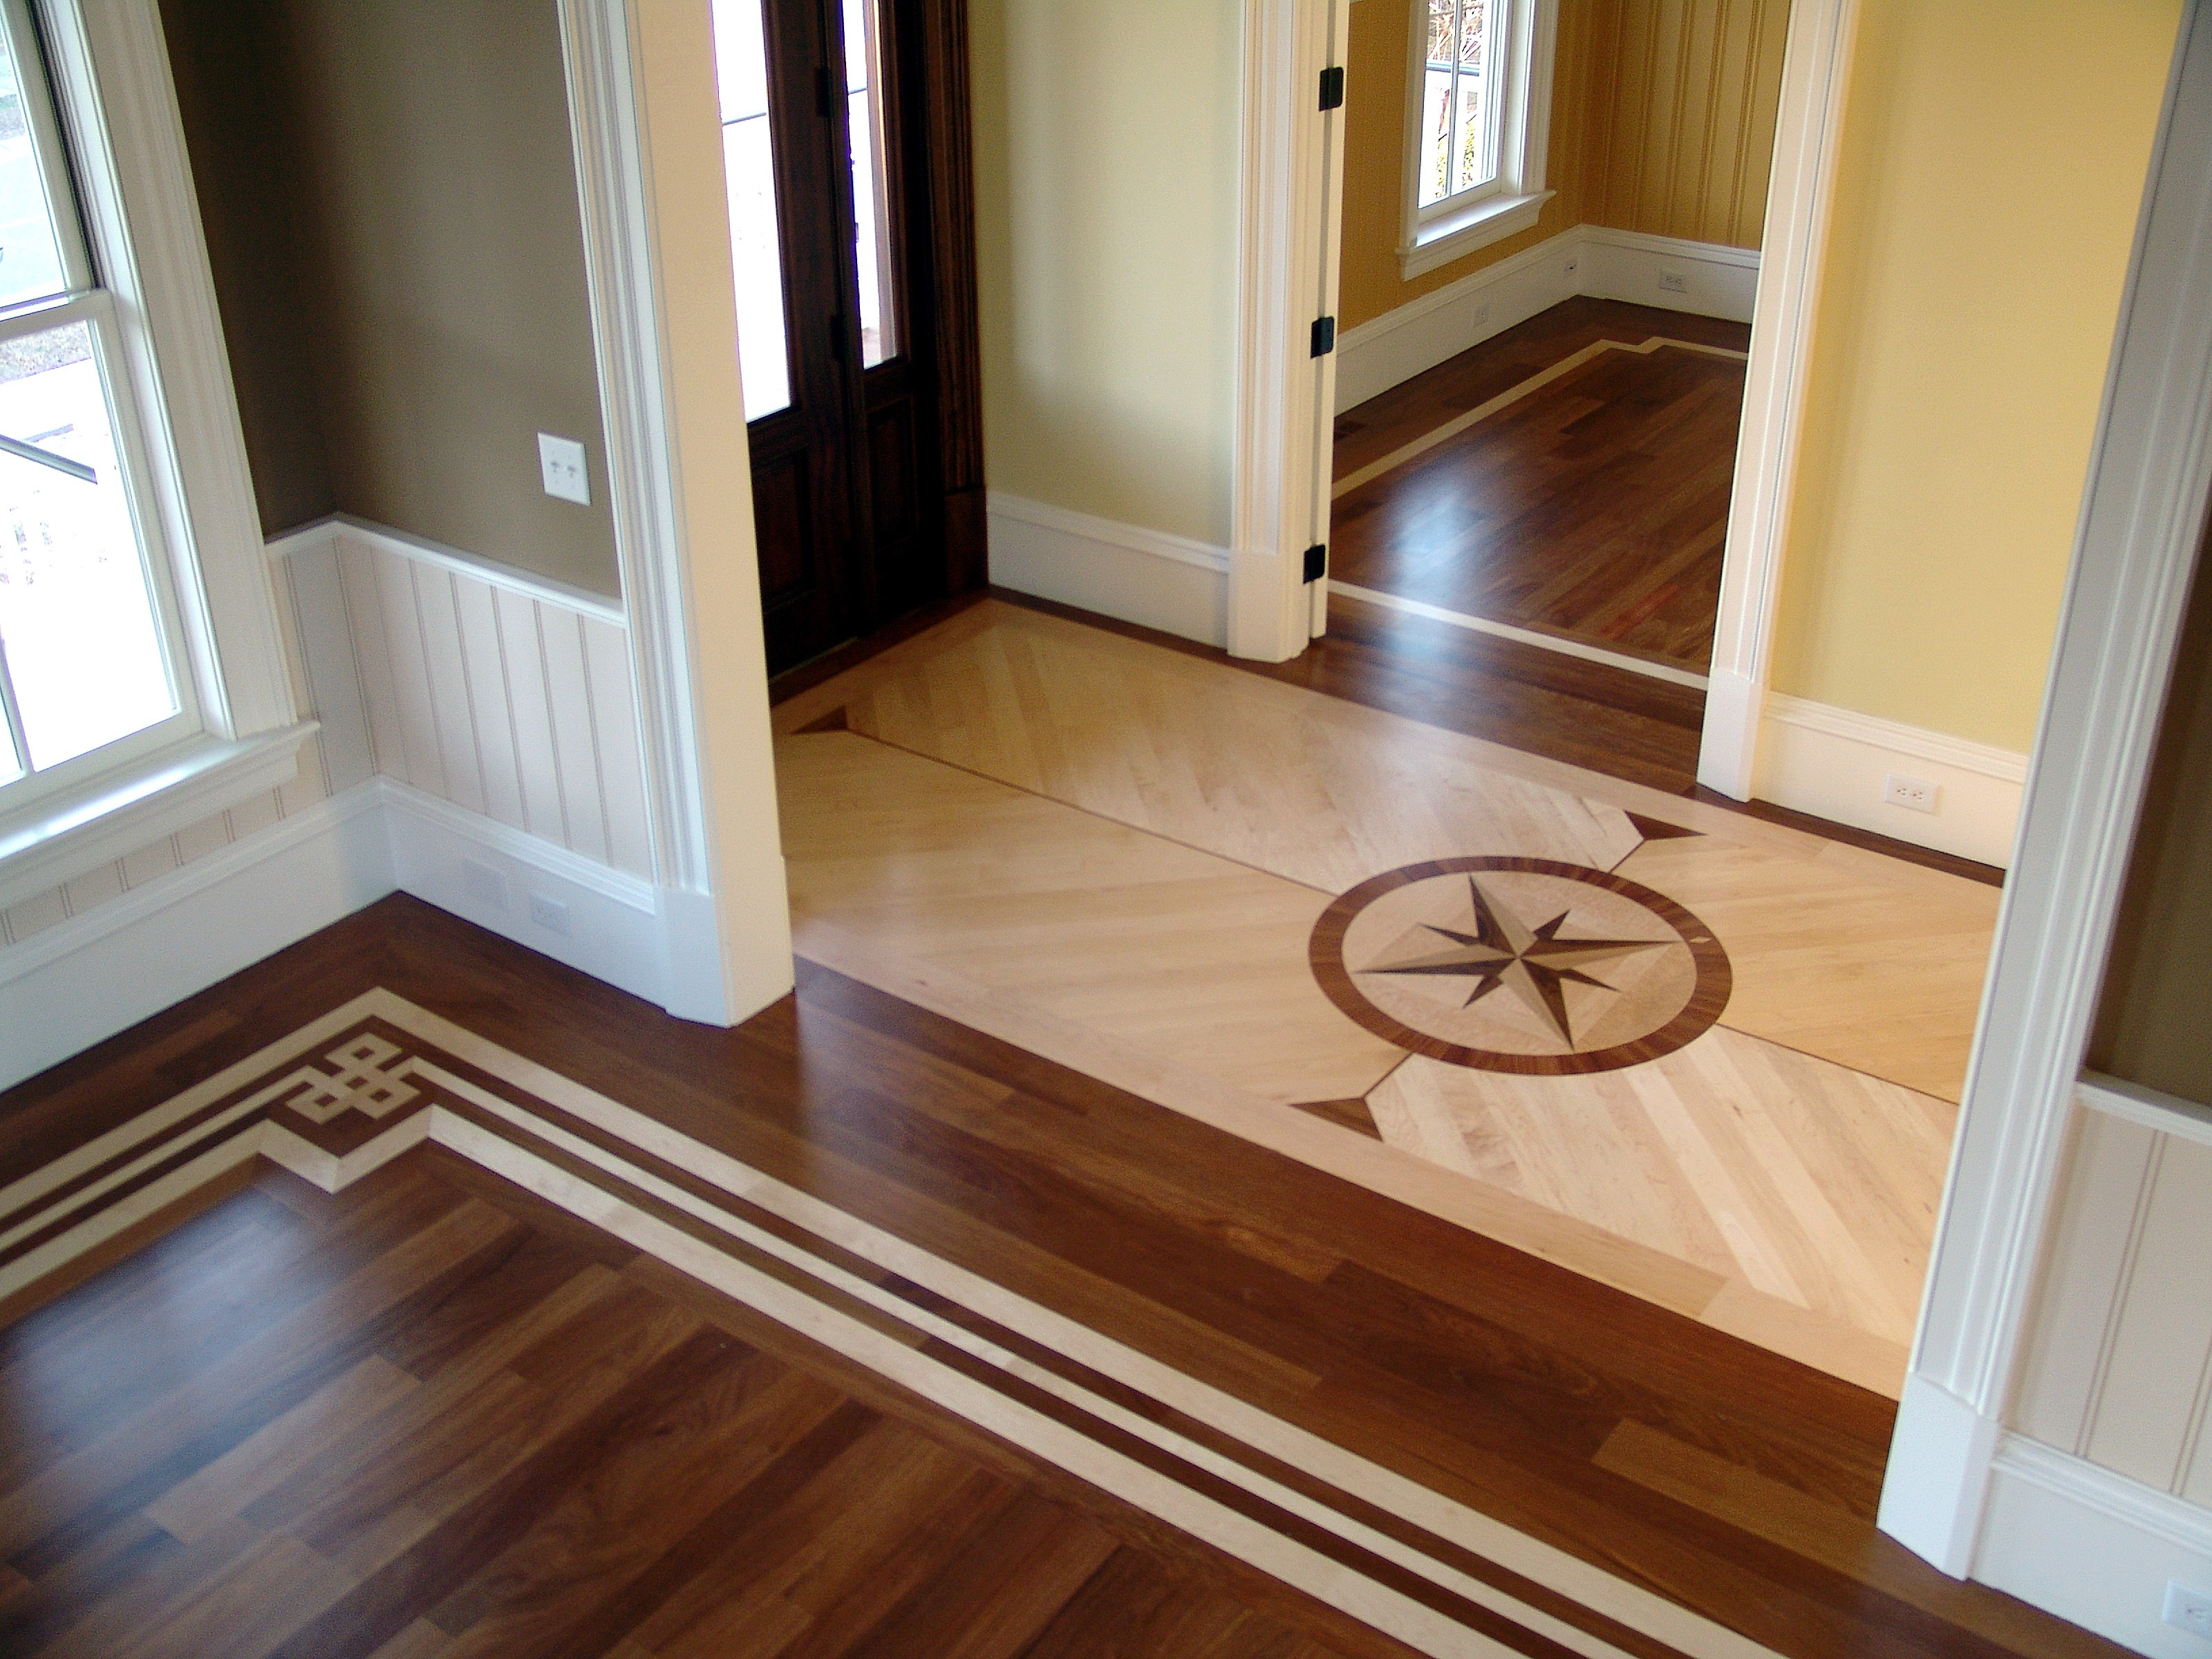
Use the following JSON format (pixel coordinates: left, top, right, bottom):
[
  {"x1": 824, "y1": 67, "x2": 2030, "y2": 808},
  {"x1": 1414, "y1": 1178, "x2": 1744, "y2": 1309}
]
[
  {"x1": 0, "y1": 785, "x2": 391, "y2": 1091},
  {"x1": 1332, "y1": 225, "x2": 1759, "y2": 414},
  {"x1": 2077, "y1": 1071, "x2": 2212, "y2": 1156},
  {"x1": 1230, "y1": 0, "x2": 1348, "y2": 663},
  {"x1": 1329, "y1": 581, "x2": 1709, "y2": 689},
  {"x1": 0, "y1": 722, "x2": 319, "y2": 908},
  {"x1": 987, "y1": 493, "x2": 1230, "y2": 647},
  {"x1": 1882, "y1": 0, "x2": 2212, "y2": 1588},
  {"x1": 1874, "y1": 1373, "x2": 2000, "y2": 1577},
  {"x1": 1697, "y1": 0, "x2": 1859, "y2": 799},
  {"x1": 1977, "y1": 1436, "x2": 2212, "y2": 1657},
  {"x1": 268, "y1": 515, "x2": 628, "y2": 629},
  {"x1": 1396, "y1": 0, "x2": 1558, "y2": 281},
  {"x1": 379, "y1": 776, "x2": 671, "y2": 1007},
  {"x1": 1753, "y1": 694, "x2": 2027, "y2": 868}
]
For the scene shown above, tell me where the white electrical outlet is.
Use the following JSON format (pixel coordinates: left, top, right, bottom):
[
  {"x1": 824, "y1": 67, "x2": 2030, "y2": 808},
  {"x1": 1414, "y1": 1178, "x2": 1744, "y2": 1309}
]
[
  {"x1": 1883, "y1": 773, "x2": 1938, "y2": 813},
  {"x1": 528, "y1": 892, "x2": 572, "y2": 936},
  {"x1": 460, "y1": 859, "x2": 508, "y2": 911},
  {"x1": 2164, "y1": 1581, "x2": 2212, "y2": 1641},
  {"x1": 1658, "y1": 271, "x2": 1689, "y2": 293},
  {"x1": 1470, "y1": 302, "x2": 1490, "y2": 329},
  {"x1": 536, "y1": 433, "x2": 590, "y2": 505}
]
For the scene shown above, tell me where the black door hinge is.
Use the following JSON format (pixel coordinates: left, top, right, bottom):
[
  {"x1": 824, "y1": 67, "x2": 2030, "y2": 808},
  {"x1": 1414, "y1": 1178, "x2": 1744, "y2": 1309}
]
[
  {"x1": 1319, "y1": 66, "x2": 1344, "y2": 111},
  {"x1": 1303, "y1": 543, "x2": 1327, "y2": 583},
  {"x1": 1311, "y1": 316, "x2": 1336, "y2": 357}
]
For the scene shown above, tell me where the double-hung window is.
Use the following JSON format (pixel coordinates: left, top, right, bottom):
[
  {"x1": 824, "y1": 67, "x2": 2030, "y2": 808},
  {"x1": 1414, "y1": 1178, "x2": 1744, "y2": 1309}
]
[
  {"x1": 0, "y1": 0, "x2": 308, "y2": 906},
  {"x1": 1400, "y1": 0, "x2": 1559, "y2": 279}
]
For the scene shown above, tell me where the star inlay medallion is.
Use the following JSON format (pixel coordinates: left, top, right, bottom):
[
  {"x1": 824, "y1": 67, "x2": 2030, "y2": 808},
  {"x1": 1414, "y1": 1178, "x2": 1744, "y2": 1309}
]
[
  {"x1": 1360, "y1": 876, "x2": 1672, "y2": 1045},
  {"x1": 1309, "y1": 856, "x2": 1733, "y2": 1077}
]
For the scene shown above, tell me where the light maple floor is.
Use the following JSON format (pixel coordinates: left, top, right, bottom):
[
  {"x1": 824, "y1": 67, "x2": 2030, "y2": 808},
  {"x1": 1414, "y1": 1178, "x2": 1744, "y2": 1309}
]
[{"x1": 770, "y1": 601, "x2": 2000, "y2": 1396}]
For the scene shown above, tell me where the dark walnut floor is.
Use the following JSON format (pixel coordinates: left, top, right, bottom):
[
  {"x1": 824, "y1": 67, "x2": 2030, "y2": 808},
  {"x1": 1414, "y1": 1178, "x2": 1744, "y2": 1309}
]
[
  {"x1": 1, "y1": 897, "x2": 2089, "y2": 1657},
  {"x1": 1331, "y1": 297, "x2": 1753, "y2": 674},
  {"x1": 0, "y1": 1150, "x2": 1388, "y2": 1659}
]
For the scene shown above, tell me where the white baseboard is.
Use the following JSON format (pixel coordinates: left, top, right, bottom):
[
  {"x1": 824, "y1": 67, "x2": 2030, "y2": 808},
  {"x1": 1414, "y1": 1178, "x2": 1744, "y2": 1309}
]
[
  {"x1": 1877, "y1": 1372, "x2": 2001, "y2": 1577},
  {"x1": 986, "y1": 492, "x2": 1230, "y2": 648},
  {"x1": 1575, "y1": 226, "x2": 1761, "y2": 325},
  {"x1": 1334, "y1": 232, "x2": 1580, "y2": 412},
  {"x1": 0, "y1": 786, "x2": 394, "y2": 1091},
  {"x1": 1975, "y1": 1434, "x2": 2212, "y2": 1657},
  {"x1": 379, "y1": 778, "x2": 671, "y2": 1009},
  {"x1": 1335, "y1": 224, "x2": 1761, "y2": 414},
  {"x1": 1758, "y1": 694, "x2": 2028, "y2": 868}
]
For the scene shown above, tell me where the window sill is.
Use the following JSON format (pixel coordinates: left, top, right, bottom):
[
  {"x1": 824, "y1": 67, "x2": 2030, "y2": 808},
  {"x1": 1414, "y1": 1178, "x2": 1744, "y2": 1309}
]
[
  {"x1": 0, "y1": 722, "x2": 320, "y2": 910},
  {"x1": 1398, "y1": 189, "x2": 1555, "y2": 281}
]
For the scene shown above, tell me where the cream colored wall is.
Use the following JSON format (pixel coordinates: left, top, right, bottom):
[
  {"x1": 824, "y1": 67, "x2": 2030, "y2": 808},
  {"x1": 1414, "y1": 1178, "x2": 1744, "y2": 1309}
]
[
  {"x1": 968, "y1": 0, "x2": 1241, "y2": 547},
  {"x1": 1768, "y1": 0, "x2": 2180, "y2": 753}
]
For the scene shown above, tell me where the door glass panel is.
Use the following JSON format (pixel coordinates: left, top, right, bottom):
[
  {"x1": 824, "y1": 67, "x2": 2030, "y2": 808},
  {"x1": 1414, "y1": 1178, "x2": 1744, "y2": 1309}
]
[
  {"x1": 712, "y1": 0, "x2": 792, "y2": 421},
  {"x1": 0, "y1": 23, "x2": 75, "y2": 310},
  {"x1": 843, "y1": 0, "x2": 897, "y2": 368},
  {"x1": 0, "y1": 321, "x2": 176, "y2": 771}
]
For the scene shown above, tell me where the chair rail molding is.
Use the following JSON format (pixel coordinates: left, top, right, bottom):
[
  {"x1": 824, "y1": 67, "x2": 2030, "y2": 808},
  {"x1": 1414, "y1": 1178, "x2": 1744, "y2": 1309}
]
[
  {"x1": 1878, "y1": 0, "x2": 2212, "y2": 1600},
  {"x1": 556, "y1": 0, "x2": 793, "y2": 1026},
  {"x1": 1230, "y1": 0, "x2": 1350, "y2": 662},
  {"x1": 1696, "y1": 0, "x2": 1858, "y2": 800}
]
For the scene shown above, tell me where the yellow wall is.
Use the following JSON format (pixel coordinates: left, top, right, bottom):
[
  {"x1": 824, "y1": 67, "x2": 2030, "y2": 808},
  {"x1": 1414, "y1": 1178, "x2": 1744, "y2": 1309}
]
[
  {"x1": 969, "y1": 0, "x2": 1242, "y2": 546},
  {"x1": 1770, "y1": 0, "x2": 2179, "y2": 752},
  {"x1": 1340, "y1": 0, "x2": 1786, "y2": 332}
]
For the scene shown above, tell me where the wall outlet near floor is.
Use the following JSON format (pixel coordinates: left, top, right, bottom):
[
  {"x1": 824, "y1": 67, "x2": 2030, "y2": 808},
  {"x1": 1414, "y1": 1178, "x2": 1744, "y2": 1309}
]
[
  {"x1": 461, "y1": 859, "x2": 508, "y2": 912},
  {"x1": 1658, "y1": 270, "x2": 1689, "y2": 293},
  {"x1": 1883, "y1": 772, "x2": 1938, "y2": 813},
  {"x1": 536, "y1": 432, "x2": 590, "y2": 505},
  {"x1": 2165, "y1": 1582, "x2": 2212, "y2": 1641},
  {"x1": 1469, "y1": 302, "x2": 1490, "y2": 330},
  {"x1": 528, "y1": 892, "x2": 572, "y2": 936}
]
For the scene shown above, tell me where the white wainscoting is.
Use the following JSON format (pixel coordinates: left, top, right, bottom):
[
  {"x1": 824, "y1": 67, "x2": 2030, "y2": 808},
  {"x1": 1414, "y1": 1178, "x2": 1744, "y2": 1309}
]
[
  {"x1": 1756, "y1": 695, "x2": 2028, "y2": 868},
  {"x1": 986, "y1": 494, "x2": 1231, "y2": 648},
  {"x1": 1333, "y1": 224, "x2": 1762, "y2": 414}
]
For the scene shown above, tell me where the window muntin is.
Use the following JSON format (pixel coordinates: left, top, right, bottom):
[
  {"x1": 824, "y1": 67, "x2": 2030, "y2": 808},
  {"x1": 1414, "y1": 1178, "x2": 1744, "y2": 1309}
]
[
  {"x1": 1419, "y1": 0, "x2": 1510, "y2": 216},
  {"x1": 0, "y1": 0, "x2": 194, "y2": 801}
]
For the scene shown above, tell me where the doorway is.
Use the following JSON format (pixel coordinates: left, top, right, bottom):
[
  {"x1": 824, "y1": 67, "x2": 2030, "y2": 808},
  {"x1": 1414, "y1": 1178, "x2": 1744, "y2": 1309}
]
[{"x1": 711, "y1": 0, "x2": 986, "y2": 675}]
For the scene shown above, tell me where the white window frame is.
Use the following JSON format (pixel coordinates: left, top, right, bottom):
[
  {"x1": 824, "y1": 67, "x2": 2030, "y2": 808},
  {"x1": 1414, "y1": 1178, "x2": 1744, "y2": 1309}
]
[
  {"x1": 1397, "y1": 0, "x2": 1559, "y2": 280},
  {"x1": 0, "y1": 0, "x2": 312, "y2": 910}
]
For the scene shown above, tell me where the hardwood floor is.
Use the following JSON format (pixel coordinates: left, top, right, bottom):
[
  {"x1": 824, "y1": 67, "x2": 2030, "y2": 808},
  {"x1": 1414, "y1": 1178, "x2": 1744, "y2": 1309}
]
[
  {"x1": 0, "y1": 1151, "x2": 1385, "y2": 1658},
  {"x1": 0, "y1": 900, "x2": 2122, "y2": 1659},
  {"x1": 762, "y1": 598, "x2": 1995, "y2": 1392},
  {"x1": 1330, "y1": 300, "x2": 1752, "y2": 674}
]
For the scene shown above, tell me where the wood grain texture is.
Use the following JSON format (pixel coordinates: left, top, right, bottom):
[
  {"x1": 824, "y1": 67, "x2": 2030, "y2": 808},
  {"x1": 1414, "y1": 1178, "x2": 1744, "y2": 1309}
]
[
  {"x1": 1331, "y1": 336, "x2": 1747, "y2": 672},
  {"x1": 0, "y1": 1154, "x2": 1389, "y2": 1659},
  {"x1": 0, "y1": 897, "x2": 2130, "y2": 1659}
]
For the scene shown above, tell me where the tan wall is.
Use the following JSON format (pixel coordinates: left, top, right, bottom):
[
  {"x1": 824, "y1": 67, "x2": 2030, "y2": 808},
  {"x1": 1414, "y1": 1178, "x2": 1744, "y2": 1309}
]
[
  {"x1": 1768, "y1": 0, "x2": 2178, "y2": 753},
  {"x1": 162, "y1": 0, "x2": 619, "y2": 597},
  {"x1": 2090, "y1": 529, "x2": 2212, "y2": 1106},
  {"x1": 969, "y1": 0, "x2": 1242, "y2": 547},
  {"x1": 1339, "y1": 0, "x2": 1784, "y2": 332}
]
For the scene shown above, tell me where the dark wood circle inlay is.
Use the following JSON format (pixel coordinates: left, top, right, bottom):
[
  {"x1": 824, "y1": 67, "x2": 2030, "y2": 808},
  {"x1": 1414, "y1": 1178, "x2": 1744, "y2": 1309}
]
[{"x1": 1309, "y1": 856, "x2": 1732, "y2": 1076}]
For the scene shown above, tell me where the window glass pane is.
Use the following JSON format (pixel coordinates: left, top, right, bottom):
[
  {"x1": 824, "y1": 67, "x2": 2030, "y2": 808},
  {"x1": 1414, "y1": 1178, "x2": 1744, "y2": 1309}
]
[
  {"x1": 1421, "y1": 1, "x2": 1454, "y2": 208},
  {"x1": 0, "y1": 321, "x2": 176, "y2": 771},
  {"x1": 712, "y1": 0, "x2": 793, "y2": 422},
  {"x1": 0, "y1": 18, "x2": 75, "y2": 308},
  {"x1": 844, "y1": 0, "x2": 897, "y2": 368}
]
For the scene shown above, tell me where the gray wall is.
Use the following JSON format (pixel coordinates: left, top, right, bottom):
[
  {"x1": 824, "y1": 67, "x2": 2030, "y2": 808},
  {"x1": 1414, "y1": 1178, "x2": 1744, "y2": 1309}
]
[
  {"x1": 161, "y1": 0, "x2": 621, "y2": 596},
  {"x1": 2090, "y1": 521, "x2": 2212, "y2": 1105}
]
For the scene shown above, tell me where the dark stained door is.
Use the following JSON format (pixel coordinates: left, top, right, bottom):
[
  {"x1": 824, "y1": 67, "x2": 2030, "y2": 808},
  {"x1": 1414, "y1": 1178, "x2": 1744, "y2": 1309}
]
[{"x1": 720, "y1": 0, "x2": 984, "y2": 675}]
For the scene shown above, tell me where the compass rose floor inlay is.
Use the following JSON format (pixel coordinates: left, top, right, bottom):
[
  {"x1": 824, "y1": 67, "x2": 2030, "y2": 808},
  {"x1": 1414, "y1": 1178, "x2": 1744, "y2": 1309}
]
[{"x1": 768, "y1": 601, "x2": 2001, "y2": 1397}]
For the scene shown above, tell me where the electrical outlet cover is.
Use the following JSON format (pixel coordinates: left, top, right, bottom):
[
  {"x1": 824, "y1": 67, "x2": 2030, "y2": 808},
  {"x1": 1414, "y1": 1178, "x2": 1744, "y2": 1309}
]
[
  {"x1": 1658, "y1": 271, "x2": 1689, "y2": 292},
  {"x1": 528, "y1": 892, "x2": 572, "y2": 935},
  {"x1": 2164, "y1": 1581, "x2": 2212, "y2": 1640},
  {"x1": 537, "y1": 432, "x2": 590, "y2": 505},
  {"x1": 1883, "y1": 773, "x2": 1938, "y2": 814}
]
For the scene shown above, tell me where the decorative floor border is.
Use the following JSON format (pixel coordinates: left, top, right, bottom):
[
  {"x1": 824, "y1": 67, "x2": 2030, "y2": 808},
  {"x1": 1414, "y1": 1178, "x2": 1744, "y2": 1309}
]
[{"x1": 0, "y1": 990, "x2": 1785, "y2": 1659}]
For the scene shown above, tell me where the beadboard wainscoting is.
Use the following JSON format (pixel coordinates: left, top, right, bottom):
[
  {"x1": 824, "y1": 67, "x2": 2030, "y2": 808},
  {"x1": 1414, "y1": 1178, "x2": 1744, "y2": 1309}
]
[
  {"x1": 1974, "y1": 1085, "x2": 2212, "y2": 1656},
  {"x1": 1, "y1": 516, "x2": 698, "y2": 1091}
]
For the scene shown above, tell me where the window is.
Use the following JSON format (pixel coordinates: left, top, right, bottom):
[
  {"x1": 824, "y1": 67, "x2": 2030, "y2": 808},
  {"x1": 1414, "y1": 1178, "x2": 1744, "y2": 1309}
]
[
  {"x1": 1399, "y1": 0, "x2": 1558, "y2": 279},
  {"x1": 0, "y1": 0, "x2": 310, "y2": 907}
]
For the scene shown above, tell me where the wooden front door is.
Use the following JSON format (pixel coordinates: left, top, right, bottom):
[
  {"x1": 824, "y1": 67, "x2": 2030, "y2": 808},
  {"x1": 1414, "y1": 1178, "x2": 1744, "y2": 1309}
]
[{"x1": 718, "y1": 0, "x2": 984, "y2": 675}]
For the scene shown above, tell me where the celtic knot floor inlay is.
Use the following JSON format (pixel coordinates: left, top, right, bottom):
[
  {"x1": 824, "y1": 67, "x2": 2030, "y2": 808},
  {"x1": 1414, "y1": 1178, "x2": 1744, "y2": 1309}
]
[{"x1": 1309, "y1": 857, "x2": 1732, "y2": 1076}]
